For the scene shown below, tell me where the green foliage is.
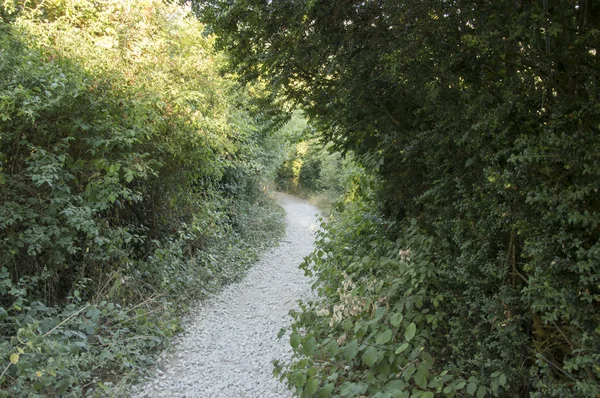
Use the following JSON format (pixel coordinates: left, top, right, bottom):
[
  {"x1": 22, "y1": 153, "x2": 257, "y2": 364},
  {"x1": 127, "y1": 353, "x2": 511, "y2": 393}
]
[
  {"x1": 0, "y1": 267, "x2": 178, "y2": 397},
  {"x1": 276, "y1": 192, "x2": 526, "y2": 397},
  {"x1": 274, "y1": 112, "x2": 358, "y2": 197},
  {"x1": 274, "y1": 114, "x2": 359, "y2": 213},
  {"x1": 276, "y1": 140, "x2": 322, "y2": 193},
  {"x1": 0, "y1": 0, "x2": 286, "y2": 395},
  {"x1": 275, "y1": 137, "x2": 359, "y2": 214},
  {"x1": 200, "y1": 0, "x2": 600, "y2": 396}
]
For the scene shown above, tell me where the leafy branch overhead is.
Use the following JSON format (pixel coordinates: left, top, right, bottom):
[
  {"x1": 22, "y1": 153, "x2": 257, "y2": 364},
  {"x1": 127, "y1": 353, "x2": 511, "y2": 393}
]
[{"x1": 197, "y1": 0, "x2": 600, "y2": 397}]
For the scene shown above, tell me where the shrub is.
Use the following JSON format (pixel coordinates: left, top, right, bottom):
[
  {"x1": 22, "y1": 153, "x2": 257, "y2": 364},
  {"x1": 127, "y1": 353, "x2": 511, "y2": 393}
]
[
  {"x1": 200, "y1": 0, "x2": 600, "y2": 395},
  {"x1": 0, "y1": 1, "x2": 287, "y2": 395}
]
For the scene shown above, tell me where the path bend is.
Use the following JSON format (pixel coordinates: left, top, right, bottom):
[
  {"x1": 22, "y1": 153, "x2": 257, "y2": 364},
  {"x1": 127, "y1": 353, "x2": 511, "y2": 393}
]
[{"x1": 132, "y1": 193, "x2": 319, "y2": 398}]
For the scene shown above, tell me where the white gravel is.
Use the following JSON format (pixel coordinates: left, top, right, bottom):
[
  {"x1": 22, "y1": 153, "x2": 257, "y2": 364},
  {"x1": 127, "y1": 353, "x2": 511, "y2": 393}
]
[{"x1": 131, "y1": 193, "x2": 319, "y2": 398}]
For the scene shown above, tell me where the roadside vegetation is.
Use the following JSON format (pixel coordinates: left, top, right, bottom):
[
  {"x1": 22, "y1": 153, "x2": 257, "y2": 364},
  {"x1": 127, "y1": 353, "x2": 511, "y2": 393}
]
[
  {"x1": 199, "y1": 1, "x2": 600, "y2": 397},
  {"x1": 0, "y1": 1, "x2": 285, "y2": 396},
  {"x1": 274, "y1": 112, "x2": 359, "y2": 214}
]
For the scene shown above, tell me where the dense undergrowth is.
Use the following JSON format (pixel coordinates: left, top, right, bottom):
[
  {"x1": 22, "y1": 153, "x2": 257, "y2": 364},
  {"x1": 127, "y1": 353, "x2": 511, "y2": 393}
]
[
  {"x1": 200, "y1": 1, "x2": 600, "y2": 397},
  {"x1": 0, "y1": 1, "x2": 285, "y2": 396},
  {"x1": 276, "y1": 168, "x2": 600, "y2": 398}
]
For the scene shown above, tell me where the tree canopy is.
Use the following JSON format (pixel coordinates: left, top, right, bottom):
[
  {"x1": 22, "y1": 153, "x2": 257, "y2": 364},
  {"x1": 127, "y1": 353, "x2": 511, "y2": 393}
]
[{"x1": 197, "y1": 1, "x2": 600, "y2": 396}]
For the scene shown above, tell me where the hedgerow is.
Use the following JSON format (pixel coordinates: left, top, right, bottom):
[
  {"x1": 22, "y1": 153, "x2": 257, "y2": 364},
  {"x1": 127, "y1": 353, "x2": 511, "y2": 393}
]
[
  {"x1": 200, "y1": 0, "x2": 600, "y2": 396},
  {"x1": 0, "y1": 1, "x2": 285, "y2": 395},
  {"x1": 276, "y1": 179, "x2": 599, "y2": 397}
]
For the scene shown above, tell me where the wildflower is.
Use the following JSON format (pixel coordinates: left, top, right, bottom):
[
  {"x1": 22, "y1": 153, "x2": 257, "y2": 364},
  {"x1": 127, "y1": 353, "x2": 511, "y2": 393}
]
[
  {"x1": 399, "y1": 248, "x2": 412, "y2": 262},
  {"x1": 315, "y1": 307, "x2": 330, "y2": 316}
]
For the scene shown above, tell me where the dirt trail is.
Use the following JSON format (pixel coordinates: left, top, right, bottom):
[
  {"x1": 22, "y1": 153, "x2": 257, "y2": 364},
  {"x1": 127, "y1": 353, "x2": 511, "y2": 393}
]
[{"x1": 132, "y1": 193, "x2": 319, "y2": 398}]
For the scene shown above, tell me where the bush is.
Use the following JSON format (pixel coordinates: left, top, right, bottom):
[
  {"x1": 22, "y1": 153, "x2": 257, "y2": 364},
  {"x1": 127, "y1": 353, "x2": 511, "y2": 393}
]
[
  {"x1": 200, "y1": 0, "x2": 600, "y2": 395},
  {"x1": 0, "y1": 1, "x2": 287, "y2": 395},
  {"x1": 277, "y1": 184, "x2": 599, "y2": 397}
]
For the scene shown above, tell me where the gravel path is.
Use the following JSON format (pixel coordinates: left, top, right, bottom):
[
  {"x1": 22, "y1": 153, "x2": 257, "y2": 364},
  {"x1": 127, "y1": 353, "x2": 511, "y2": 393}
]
[{"x1": 131, "y1": 193, "x2": 319, "y2": 398}]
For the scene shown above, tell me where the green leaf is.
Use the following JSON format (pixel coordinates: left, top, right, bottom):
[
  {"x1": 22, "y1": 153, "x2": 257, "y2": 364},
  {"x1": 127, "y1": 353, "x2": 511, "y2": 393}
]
[
  {"x1": 325, "y1": 338, "x2": 339, "y2": 355},
  {"x1": 467, "y1": 382, "x2": 477, "y2": 395},
  {"x1": 395, "y1": 343, "x2": 409, "y2": 354},
  {"x1": 277, "y1": 328, "x2": 286, "y2": 339},
  {"x1": 306, "y1": 377, "x2": 319, "y2": 395},
  {"x1": 343, "y1": 340, "x2": 359, "y2": 361},
  {"x1": 343, "y1": 319, "x2": 353, "y2": 332},
  {"x1": 290, "y1": 332, "x2": 301, "y2": 349},
  {"x1": 376, "y1": 329, "x2": 393, "y2": 345},
  {"x1": 476, "y1": 386, "x2": 487, "y2": 398},
  {"x1": 362, "y1": 346, "x2": 379, "y2": 367},
  {"x1": 295, "y1": 372, "x2": 307, "y2": 388},
  {"x1": 499, "y1": 373, "x2": 507, "y2": 386},
  {"x1": 414, "y1": 370, "x2": 427, "y2": 389},
  {"x1": 384, "y1": 379, "x2": 405, "y2": 391},
  {"x1": 319, "y1": 383, "x2": 335, "y2": 397},
  {"x1": 303, "y1": 336, "x2": 317, "y2": 356},
  {"x1": 390, "y1": 313, "x2": 403, "y2": 327},
  {"x1": 422, "y1": 393, "x2": 434, "y2": 398},
  {"x1": 404, "y1": 323, "x2": 416, "y2": 341}
]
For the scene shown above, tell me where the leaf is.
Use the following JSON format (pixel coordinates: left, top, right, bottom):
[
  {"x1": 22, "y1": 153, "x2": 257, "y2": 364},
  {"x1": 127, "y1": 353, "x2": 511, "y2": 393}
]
[
  {"x1": 476, "y1": 386, "x2": 487, "y2": 398},
  {"x1": 422, "y1": 393, "x2": 434, "y2": 398},
  {"x1": 390, "y1": 312, "x2": 403, "y2": 327},
  {"x1": 343, "y1": 340, "x2": 359, "y2": 361},
  {"x1": 376, "y1": 329, "x2": 393, "y2": 345},
  {"x1": 277, "y1": 328, "x2": 286, "y2": 339},
  {"x1": 404, "y1": 323, "x2": 416, "y2": 341},
  {"x1": 414, "y1": 370, "x2": 427, "y2": 389},
  {"x1": 319, "y1": 383, "x2": 335, "y2": 397},
  {"x1": 303, "y1": 336, "x2": 317, "y2": 356},
  {"x1": 465, "y1": 158, "x2": 474, "y2": 168},
  {"x1": 384, "y1": 379, "x2": 405, "y2": 391},
  {"x1": 402, "y1": 363, "x2": 416, "y2": 380},
  {"x1": 325, "y1": 338, "x2": 339, "y2": 355},
  {"x1": 362, "y1": 346, "x2": 379, "y2": 367},
  {"x1": 306, "y1": 377, "x2": 319, "y2": 395},
  {"x1": 499, "y1": 373, "x2": 507, "y2": 386},
  {"x1": 395, "y1": 343, "x2": 409, "y2": 354},
  {"x1": 290, "y1": 332, "x2": 301, "y2": 349},
  {"x1": 467, "y1": 382, "x2": 478, "y2": 395}
]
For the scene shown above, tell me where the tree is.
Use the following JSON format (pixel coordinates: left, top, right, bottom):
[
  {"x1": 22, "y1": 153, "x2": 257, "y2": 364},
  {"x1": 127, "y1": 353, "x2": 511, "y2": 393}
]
[{"x1": 196, "y1": 0, "x2": 600, "y2": 396}]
